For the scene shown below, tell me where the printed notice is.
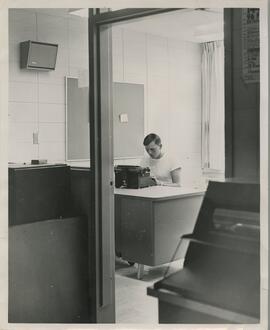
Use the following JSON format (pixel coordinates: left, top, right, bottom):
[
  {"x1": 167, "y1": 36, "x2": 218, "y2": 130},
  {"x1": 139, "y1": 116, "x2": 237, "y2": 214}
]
[{"x1": 242, "y1": 8, "x2": 260, "y2": 83}]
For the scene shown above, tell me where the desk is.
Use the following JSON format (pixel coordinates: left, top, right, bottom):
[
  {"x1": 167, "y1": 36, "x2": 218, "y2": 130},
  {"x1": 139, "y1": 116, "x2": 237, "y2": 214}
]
[{"x1": 115, "y1": 186, "x2": 205, "y2": 278}]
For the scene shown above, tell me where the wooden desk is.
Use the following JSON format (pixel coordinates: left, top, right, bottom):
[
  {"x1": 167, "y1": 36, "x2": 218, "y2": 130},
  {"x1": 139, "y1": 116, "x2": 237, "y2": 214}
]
[{"x1": 115, "y1": 186, "x2": 204, "y2": 278}]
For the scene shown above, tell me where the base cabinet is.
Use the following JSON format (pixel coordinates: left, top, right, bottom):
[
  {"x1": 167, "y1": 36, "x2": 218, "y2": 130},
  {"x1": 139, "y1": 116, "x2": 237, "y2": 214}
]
[
  {"x1": 9, "y1": 217, "x2": 90, "y2": 323},
  {"x1": 115, "y1": 193, "x2": 203, "y2": 266}
]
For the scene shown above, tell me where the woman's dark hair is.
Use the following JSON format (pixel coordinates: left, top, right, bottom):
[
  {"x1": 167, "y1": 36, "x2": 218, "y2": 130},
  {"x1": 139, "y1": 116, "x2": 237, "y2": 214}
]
[{"x1": 143, "y1": 133, "x2": 161, "y2": 146}]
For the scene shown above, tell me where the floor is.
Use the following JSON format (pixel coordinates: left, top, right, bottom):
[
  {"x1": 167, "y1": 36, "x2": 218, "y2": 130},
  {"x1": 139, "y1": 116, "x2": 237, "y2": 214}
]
[{"x1": 115, "y1": 257, "x2": 184, "y2": 324}]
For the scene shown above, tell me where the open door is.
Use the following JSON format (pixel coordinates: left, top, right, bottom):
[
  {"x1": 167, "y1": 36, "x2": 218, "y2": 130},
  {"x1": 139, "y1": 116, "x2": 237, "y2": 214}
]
[
  {"x1": 88, "y1": 10, "x2": 115, "y2": 322},
  {"x1": 89, "y1": 7, "x2": 261, "y2": 323},
  {"x1": 88, "y1": 8, "x2": 178, "y2": 322}
]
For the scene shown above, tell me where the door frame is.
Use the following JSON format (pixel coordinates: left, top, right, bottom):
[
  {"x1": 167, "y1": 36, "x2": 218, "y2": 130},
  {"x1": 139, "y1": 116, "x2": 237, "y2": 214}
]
[
  {"x1": 88, "y1": 6, "x2": 257, "y2": 323},
  {"x1": 87, "y1": 8, "x2": 179, "y2": 323}
]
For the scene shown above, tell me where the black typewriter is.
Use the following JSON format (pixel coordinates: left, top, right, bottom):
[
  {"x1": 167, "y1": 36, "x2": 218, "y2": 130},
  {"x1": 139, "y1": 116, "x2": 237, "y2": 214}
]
[{"x1": 114, "y1": 165, "x2": 156, "y2": 189}]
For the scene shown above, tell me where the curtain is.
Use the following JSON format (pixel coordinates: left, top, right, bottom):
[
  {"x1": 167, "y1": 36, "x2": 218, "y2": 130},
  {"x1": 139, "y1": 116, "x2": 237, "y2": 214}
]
[{"x1": 201, "y1": 40, "x2": 225, "y2": 172}]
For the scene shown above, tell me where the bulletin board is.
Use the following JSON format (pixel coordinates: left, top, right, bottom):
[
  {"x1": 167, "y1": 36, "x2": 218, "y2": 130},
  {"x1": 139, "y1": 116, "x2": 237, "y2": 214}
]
[
  {"x1": 242, "y1": 8, "x2": 260, "y2": 83},
  {"x1": 66, "y1": 77, "x2": 90, "y2": 161},
  {"x1": 66, "y1": 79, "x2": 144, "y2": 160},
  {"x1": 113, "y1": 82, "x2": 144, "y2": 158}
]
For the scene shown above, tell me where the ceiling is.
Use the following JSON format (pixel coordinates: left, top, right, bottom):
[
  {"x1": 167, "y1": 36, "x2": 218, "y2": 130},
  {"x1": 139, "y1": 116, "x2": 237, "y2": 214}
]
[
  {"x1": 30, "y1": 8, "x2": 224, "y2": 43},
  {"x1": 114, "y1": 9, "x2": 224, "y2": 43}
]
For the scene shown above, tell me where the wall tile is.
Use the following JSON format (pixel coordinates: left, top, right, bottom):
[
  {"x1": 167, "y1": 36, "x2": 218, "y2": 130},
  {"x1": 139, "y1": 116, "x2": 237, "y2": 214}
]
[
  {"x1": 175, "y1": 152, "x2": 202, "y2": 167},
  {"x1": 68, "y1": 16, "x2": 88, "y2": 33},
  {"x1": 37, "y1": 13, "x2": 68, "y2": 47},
  {"x1": 114, "y1": 158, "x2": 141, "y2": 166},
  {"x1": 124, "y1": 72, "x2": 146, "y2": 84},
  {"x1": 185, "y1": 43, "x2": 201, "y2": 66},
  {"x1": 69, "y1": 49, "x2": 88, "y2": 69},
  {"x1": 9, "y1": 122, "x2": 38, "y2": 143},
  {"x1": 8, "y1": 142, "x2": 38, "y2": 163},
  {"x1": 147, "y1": 34, "x2": 168, "y2": 77},
  {"x1": 9, "y1": 42, "x2": 20, "y2": 63},
  {"x1": 181, "y1": 166, "x2": 204, "y2": 187},
  {"x1": 68, "y1": 67, "x2": 82, "y2": 79},
  {"x1": 39, "y1": 142, "x2": 65, "y2": 162},
  {"x1": 9, "y1": 102, "x2": 38, "y2": 123},
  {"x1": 55, "y1": 46, "x2": 69, "y2": 69},
  {"x1": 38, "y1": 83, "x2": 65, "y2": 104},
  {"x1": 39, "y1": 103, "x2": 65, "y2": 123},
  {"x1": 9, "y1": 60, "x2": 38, "y2": 83},
  {"x1": 112, "y1": 27, "x2": 123, "y2": 53},
  {"x1": 37, "y1": 66, "x2": 67, "y2": 85},
  {"x1": 123, "y1": 29, "x2": 147, "y2": 79},
  {"x1": 8, "y1": 9, "x2": 36, "y2": 42},
  {"x1": 170, "y1": 120, "x2": 201, "y2": 154},
  {"x1": 68, "y1": 30, "x2": 88, "y2": 51},
  {"x1": 148, "y1": 77, "x2": 169, "y2": 115},
  {"x1": 32, "y1": 8, "x2": 69, "y2": 17},
  {"x1": 39, "y1": 123, "x2": 65, "y2": 142},
  {"x1": 113, "y1": 60, "x2": 124, "y2": 82},
  {"x1": 9, "y1": 82, "x2": 38, "y2": 103},
  {"x1": 124, "y1": 54, "x2": 147, "y2": 79},
  {"x1": 179, "y1": 106, "x2": 201, "y2": 125},
  {"x1": 112, "y1": 27, "x2": 124, "y2": 82}
]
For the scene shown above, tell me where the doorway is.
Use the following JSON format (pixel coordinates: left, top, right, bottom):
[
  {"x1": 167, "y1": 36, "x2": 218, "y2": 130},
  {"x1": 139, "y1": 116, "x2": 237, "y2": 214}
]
[{"x1": 93, "y1": 8, "x2": 226, "y2": 323}]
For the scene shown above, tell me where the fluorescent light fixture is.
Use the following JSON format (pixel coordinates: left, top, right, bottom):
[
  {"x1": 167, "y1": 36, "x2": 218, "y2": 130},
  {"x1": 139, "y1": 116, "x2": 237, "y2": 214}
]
[
  {"x1": 69, "y1": 7, "x2": 127, "y2": 17},
  {"x1": 69, "y1": 8, "x2": 88, "y2": 18}
]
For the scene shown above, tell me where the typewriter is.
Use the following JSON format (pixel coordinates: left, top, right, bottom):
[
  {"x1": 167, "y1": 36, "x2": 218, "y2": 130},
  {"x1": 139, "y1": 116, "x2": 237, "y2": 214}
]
[{"x1": 114, "y1": 165, "x2": 156, "y2": 189}]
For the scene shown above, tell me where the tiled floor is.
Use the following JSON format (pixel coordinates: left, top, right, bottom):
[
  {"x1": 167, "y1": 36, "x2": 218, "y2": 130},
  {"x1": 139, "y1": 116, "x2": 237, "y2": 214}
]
[{"x1": 115, "y1": 257, "x2": 184, "y2": 324}]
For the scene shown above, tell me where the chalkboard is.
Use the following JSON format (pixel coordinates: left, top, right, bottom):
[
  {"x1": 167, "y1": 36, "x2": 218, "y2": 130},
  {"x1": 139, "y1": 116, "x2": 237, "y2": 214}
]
[
  {"x1": 113, "y1": 82, "x2": 144, "y2": 158},
  {"x1": 66, "y1": 78, "x2": 144, "y2": 160}
]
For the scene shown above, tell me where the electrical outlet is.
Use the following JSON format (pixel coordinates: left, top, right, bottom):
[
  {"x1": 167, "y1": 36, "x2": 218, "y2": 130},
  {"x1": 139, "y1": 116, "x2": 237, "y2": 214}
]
[{"x1": 33, "y1": 131, "x2": 39, "y2": 144}]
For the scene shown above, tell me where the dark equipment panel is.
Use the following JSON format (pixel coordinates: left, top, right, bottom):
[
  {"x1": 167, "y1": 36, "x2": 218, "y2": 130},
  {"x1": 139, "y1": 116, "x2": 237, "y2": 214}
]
[
  {"x1": 9, "y1": 217, "x2": 90, "y2": 323},
  {"x1": 148, "y1": 180, "x2": 260, "y2": 324},
  {"x1": 9, "y1": 165, "x2": 71, "y2": 226},
  {"x1": 70, "y1": 167, "x2": 91, "y2": 217}
]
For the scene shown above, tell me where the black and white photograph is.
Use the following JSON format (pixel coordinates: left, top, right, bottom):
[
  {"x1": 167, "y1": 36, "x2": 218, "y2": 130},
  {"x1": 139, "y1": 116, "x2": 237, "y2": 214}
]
[{"x1": 0, "y1": 0, "x2": 268, "y2": 329}]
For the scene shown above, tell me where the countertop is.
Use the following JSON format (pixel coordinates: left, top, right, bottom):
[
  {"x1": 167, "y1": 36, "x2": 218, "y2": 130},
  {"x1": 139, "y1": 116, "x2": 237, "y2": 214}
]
[{"x1": 114, "y1": 185, "x2": 206, "y2": 200}]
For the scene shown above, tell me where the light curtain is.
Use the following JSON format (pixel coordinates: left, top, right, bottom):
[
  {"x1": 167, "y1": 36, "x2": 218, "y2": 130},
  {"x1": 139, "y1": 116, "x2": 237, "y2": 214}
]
[{"x1": 201, "y1": 40, "x2": 225, "y2": 172}]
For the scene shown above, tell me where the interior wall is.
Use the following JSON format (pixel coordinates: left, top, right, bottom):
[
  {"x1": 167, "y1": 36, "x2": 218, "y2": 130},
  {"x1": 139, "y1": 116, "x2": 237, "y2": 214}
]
[
  {"x1": 8, "y1": 9, "x2": 88, "y2": 163},
  {"x1": 112, "y1": 26, "x2": 203, "y2": 186},
  {"x1": 8, "y1": 9, "x2": 204, "y2": 187}
]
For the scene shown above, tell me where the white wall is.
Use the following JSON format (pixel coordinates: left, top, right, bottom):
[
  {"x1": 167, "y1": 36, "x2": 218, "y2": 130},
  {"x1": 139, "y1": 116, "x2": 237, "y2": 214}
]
[
  {"x1": 112, "y1": 26, "x2": 203, "y2": 186},
  {"x1": 8, "y1": 9, "x2": 88, "y2": 163},
  {"x1": 8, "y1": 9, "x2": 203, "y2": 187}
]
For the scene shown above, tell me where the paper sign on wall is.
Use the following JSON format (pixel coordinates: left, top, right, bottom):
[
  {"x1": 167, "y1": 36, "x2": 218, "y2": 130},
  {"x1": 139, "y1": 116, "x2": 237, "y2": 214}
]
[
  {"x1": 119, "y1": 113, "x2": 128, "y2": 123},
  {"x1": 242, "y1": 8, "x2": 260, "y2": 83}
]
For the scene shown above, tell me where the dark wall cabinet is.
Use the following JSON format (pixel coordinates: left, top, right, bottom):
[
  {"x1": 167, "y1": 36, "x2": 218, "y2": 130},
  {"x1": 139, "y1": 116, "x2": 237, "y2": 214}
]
[
  {"x1": 8, "y1": 164, "x2": 91, "y2": 323},
  {"x1": 9, "y1": 164, "x2": 72, "y2": 226}
]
